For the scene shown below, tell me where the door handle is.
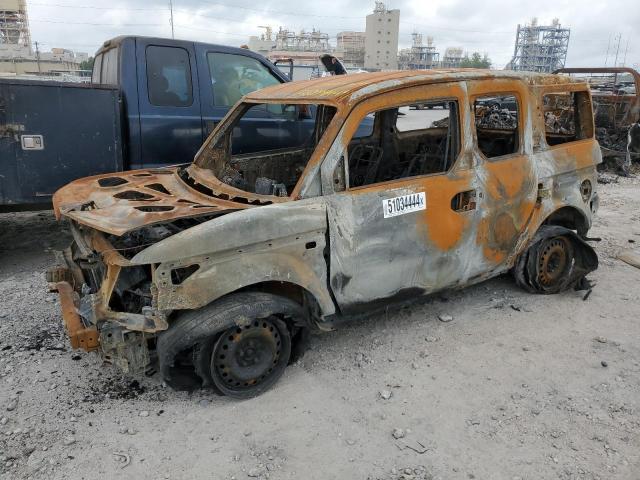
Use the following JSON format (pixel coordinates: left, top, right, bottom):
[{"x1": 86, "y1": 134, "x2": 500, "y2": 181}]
[{"x1": 451, "y1": 189, "x2": 479, "y2": 212}]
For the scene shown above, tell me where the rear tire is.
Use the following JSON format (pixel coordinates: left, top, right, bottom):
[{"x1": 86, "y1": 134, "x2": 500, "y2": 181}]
[{"x1": 514, "y1": 231, "x2": 577, "y2": 294}]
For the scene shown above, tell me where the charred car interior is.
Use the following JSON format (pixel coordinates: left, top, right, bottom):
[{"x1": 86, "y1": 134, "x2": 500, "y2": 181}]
[
  {"x1": 50, "y1": 70, "x2": 600, "y2": 399},
  {"x1": 199, "y1": 102, "x2": 337, "y2": 196}
]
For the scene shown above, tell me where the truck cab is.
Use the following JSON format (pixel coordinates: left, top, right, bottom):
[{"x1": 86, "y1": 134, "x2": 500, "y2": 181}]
[{"x1": 91, "y1": 36, "x2": 289, "y2": 169}]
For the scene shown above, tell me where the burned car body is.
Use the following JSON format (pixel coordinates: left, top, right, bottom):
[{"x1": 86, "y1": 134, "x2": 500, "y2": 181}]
[{"x1": 51, "y1": 70, "x2": 600, "y2": 398}]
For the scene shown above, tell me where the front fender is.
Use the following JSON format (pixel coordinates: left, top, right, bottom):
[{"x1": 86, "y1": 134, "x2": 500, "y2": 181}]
[
  {"x1": 133, "y1": 197, "x2": 334, "y2": 316},
  {"x1": 155, "y1": 245, "x2": 335, "y2": 317}
]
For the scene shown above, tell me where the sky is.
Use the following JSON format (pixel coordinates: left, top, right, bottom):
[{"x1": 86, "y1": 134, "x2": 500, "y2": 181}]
[{"x1": 26, "y1": 0, "x2": 639, "y2": 69}]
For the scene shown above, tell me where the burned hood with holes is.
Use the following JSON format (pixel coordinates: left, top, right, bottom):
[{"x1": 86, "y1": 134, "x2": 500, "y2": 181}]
[{"x1": 52, "y1": 165, "x2": 286, "y2": 236}]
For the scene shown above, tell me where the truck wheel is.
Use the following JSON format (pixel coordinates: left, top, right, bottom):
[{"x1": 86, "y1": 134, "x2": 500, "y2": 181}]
[
  {"x1": 513, "y1": 225, "x2": 598, "y2": 294},
  {"x1": 157, "y1": 292, "x2": 303, "y2": 398}
]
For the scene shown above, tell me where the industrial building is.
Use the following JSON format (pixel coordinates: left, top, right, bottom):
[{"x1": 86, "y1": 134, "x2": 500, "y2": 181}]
[
  {"x1": 0, "y1": 0, "x2": 31, "y2": 58},
  {"x1": 398, "y1": 33, "x2": 439, "y2": 70},
  {"x1": 248, "y1": 26, "x2": 342, "y2": 69},
  {"x1": 364, "y1": 2, "x2": 400, "y2": 70},
  {"x1": 507, "y1": 18, "x2": 570, "y2": 73},
  {"x1": 441, "y1": 47, "x2": 464, "y2": 68},
  {"x1": 336, "y1": 31, "x2": 366, "y2": 68},
  {"x1": 0, "y1": 0, "x2": 88, "y2": 77}
]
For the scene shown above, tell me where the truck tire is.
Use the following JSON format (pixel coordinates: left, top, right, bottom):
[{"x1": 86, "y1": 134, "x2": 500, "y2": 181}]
[{"x1": 157, "y1": 292, "x2": 304, "y2": 398}]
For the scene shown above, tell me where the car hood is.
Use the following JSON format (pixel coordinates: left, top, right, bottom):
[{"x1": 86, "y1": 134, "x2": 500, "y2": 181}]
[{"x1": 53, "y1": 165, "x2": 284, "y2": 236}]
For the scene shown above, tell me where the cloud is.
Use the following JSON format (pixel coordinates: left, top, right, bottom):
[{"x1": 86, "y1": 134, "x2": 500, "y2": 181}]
[{"x1": 26, "y1": 0, "x2": 639, "y2": 69}]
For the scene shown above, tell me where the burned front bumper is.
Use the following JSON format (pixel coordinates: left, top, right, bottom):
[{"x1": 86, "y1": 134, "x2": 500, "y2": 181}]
[{"x1": 48, "y1": 227, "x2": 169, "y2": 372}]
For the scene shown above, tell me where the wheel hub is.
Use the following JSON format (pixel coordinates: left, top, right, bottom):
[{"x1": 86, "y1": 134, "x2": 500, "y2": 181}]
[
  {"x1": 212, "y1": 319, "x2": 282, "y2": 390},
  {"x1": 538, "y1": 238, "x2": 569, "y2": 286}
]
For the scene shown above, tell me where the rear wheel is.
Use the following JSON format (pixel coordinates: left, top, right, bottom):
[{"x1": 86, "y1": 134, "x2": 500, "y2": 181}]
[
  {"x1": 514, "y1": 231, "x2": 576, "y2": 294},
  {"x1": 535, "y1": 236, "x2": 574, "y2": 290}
]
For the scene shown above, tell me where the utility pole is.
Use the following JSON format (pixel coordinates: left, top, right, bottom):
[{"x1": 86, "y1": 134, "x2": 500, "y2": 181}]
[
  {"x1": 604, "y1": 33, "x2": 611, "y2": 67},
  {"x1": 34, "y1": 41, "x2": 41, "y2": 74},
  {"x1": 169, "y1": 0, "x2": 175, "y2": 39},
  {"x1": 613, "y1": 33, "x2": 622, "y2": 68},
  {"x1": 622, "y1": 37, "x2": 629, "y2": 67}
]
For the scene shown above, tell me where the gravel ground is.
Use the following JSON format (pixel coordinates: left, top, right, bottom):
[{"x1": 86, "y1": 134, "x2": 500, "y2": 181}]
[{"x1": 0, "y1": 178, "x2": 639, "y2": 480}]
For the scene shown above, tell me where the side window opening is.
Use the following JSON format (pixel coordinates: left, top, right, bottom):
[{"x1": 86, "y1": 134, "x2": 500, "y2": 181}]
[
  {"x1": 146, "y1": 46, "x2": 193, "y2": 107},
  {"x1": 473, "y1": 95, "x2": 519, "y2": 158},
  {"x1": 196, "y1": 103, "x2": 336, "y2": 197},
  {"x1": 543, "y1": 91, "x2": 594, "y2": 146},
  {"x1": 91, "y1": 53, "x2": 102, "y2": 84},
  {"x1": 207, "y1": 52, "x2": 281, "y2": 107},
  {"x1": 347, "y1": 100, "x2": 460, "y2": 188},
  {"x1": 100, "y1": 47, "x2": 118, "y2": 85}
]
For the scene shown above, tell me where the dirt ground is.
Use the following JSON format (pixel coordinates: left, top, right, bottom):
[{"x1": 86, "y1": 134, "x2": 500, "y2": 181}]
[{"x1": 0, "y1": 178, "x2": 639, "y2": 480}]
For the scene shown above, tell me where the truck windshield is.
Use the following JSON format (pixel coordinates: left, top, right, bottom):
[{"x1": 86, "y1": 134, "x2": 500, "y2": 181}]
[{"x1": 195, "y1": 102, "x2": 337, "y2": 197}]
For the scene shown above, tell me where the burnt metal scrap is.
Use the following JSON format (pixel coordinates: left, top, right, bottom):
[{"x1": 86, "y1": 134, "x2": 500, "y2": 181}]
[
  {"x1": 554, "y1": 67, "x2": 640, "y2": 174},
  {"x1": 50, "y1": 70, "x2": 600, "y2": 398}
]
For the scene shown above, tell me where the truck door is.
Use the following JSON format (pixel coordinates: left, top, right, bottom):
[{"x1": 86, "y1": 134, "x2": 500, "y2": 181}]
[
  {"x1": 322, "y1": 82, "x2": 487, "y2": 312},
  {"x1": 136, "y1": 39, "x2": 203, "y2": 167}
]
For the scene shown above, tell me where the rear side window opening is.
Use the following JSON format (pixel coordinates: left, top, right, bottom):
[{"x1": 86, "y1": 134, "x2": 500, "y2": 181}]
[
  {"x1": 100, "y1": 47, "x2": 118, "y2": 85},
  {"x1": 91, "y1": 53, "x2": 102, "y2": 84},
  {"x1": 543, "y1": 91, "x2": 594, "y2": 146},
  {"x1": 473, "y1": 94, "x2": 520, "y2": 159},
  {"x1": 195, "y1": 102, "x2": 337, "y2": 197}
]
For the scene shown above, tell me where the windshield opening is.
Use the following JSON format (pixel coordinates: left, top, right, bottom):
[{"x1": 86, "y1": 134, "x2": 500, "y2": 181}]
[{"x1": 195, "y1": 102, "x2": 337, "y2": 197}]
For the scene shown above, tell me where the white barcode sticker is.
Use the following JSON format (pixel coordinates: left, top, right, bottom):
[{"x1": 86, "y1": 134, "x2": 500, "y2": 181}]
[{"x1": 383, "y1": 192, "x2": 426, "y2": 218}]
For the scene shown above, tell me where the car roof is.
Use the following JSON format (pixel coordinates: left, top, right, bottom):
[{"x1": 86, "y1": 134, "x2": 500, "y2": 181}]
[{"x1": 245, "y1": 69, "x2": 586, "y2": 104}]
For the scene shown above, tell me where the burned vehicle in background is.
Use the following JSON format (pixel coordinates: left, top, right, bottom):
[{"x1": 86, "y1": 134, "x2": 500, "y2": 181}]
[
  {"x1": 50, "y1": 70, "x2": 599, "y2": 399},
  {"x1": 554, "y1": 67, "x2": 640, "y2": 173}
]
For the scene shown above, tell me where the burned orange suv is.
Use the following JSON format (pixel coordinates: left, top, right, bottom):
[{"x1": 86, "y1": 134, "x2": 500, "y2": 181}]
[{"x1": 51, "y1": 70, "x2": 600, "y2": 398}]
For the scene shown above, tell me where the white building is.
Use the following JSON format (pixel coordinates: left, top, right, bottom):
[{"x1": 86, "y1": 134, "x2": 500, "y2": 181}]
[{"x1": 364, "y1": 2, "x2": 400, "y2": 70}]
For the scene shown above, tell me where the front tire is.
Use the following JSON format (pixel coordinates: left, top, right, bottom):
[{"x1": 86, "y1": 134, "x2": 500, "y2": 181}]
[
  {"x1": 209, "y1": 317, "x2": 291, "y2": 399},
  {"x1": 156, "y1": 292, "x2": 304, "y2": 398}
]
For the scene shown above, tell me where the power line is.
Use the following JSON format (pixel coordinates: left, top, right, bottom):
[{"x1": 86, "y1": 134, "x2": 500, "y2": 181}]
[
  {"x1": 27, "y1": 2, "x2": 164, "y2": 12},
  {"x1": 26, "y1": 1, "x2": 515, "y2": 35},
  {"x1": 29, "y1": 19, "x2": 165, "y2": 27}
]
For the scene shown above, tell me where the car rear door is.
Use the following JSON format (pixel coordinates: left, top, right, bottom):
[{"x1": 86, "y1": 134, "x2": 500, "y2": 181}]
[
  {"x1": 136, "y1": 39, "x2": 203, "y2": 168},
  {"x1": 467, "y1": 81, "x2": 538, "y2": 268}
]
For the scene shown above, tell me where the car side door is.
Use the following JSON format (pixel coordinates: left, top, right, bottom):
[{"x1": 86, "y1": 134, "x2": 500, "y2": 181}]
[
  {"x1": 136, "y1": 39, "x2": 203, "y2": 168},
  {"x1": 467, "y1": 80, "x2": 538, "y2": 269},
  {"x1": 321, "y1": 82, "x2": 486, "y2": 313}
]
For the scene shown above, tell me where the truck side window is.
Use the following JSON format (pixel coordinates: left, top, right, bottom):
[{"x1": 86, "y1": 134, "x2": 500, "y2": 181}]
[
  {"x1": 91, "y1": 54, "x2": 102, "y2": 84},
  {"x1": 146, "y1": 46, "x2": 193, "y2": 107},
  {"x1": 473, "y1": 95, "x2": 519, "y2": 158},
  {"x1": 207, "y1": 52, "x2": 281, "y2": 107},
  {"x1": 543, "y1": 91, "x2": 594, "y2": 146},
  {"x1": 347, "y1": 101, "x2": 460, "y2": 188},
  {"x1": 100, "y1": 48, "x2": 118, "y2": 85}
]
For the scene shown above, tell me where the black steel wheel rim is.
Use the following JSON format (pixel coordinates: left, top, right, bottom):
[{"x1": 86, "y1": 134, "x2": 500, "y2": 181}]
[
  {"x1": 211, "y1": 318, "x2": 285, "y2": 393},
  {"x1": 538, "y1": 237, "x2": 571, "y2": 287}
]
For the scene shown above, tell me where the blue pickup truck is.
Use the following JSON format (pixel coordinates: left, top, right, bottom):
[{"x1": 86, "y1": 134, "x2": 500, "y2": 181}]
[{"x1": 0, "y1": 36, "x2": 291, "y2": 207}]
